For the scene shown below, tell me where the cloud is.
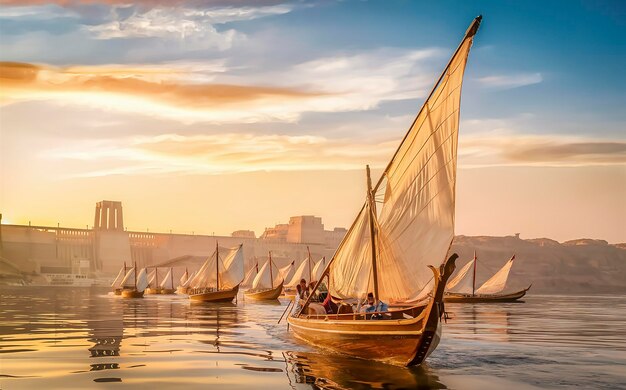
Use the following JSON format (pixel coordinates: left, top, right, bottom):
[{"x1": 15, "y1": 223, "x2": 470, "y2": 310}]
[
  {"x1": 459, "y1": 132, "x2": 626, "y2": 168},
  {"x1": 477, "y1": 72, "x2": 542, "y2": 89},
  {"x1": 0, "y1": 48, "x2": 442, "y2": 123}
]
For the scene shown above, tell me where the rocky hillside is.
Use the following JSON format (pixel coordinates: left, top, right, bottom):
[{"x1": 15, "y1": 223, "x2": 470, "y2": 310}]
[{"x1": 450, "y1": 235, "x2": 626, "y2": 294}]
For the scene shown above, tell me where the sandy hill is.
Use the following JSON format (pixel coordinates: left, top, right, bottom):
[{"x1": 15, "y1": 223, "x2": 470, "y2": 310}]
[{"x1": 450, "y1": 235, "x2": 626, "y2": 294}]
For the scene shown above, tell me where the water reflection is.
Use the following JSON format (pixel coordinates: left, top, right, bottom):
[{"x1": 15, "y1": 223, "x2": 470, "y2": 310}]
[{"x1": 284, "y1": 351, "x2": 446, "y2": 389}]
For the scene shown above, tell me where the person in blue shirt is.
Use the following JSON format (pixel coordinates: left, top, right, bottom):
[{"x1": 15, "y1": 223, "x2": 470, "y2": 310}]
[{"x1": 360, "y1": 292, "x2": 388, "y2": 319}]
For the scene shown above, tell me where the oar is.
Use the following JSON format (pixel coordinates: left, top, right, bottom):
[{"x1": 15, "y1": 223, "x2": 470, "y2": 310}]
[{"x1": 278, "y1": 299, "x2": 294, "y2": 324}]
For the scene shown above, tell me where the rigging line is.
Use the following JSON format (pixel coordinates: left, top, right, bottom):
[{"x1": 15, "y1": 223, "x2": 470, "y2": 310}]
[
  {"x1": 383, "y1": 81, "x2": 463, "y2": 186},
  {"x1": 379, "y1": 128, "x2": 457, "y2": 224},
  {"x1": 373, "y1": 37, "x2": 473, "y2": 193}
]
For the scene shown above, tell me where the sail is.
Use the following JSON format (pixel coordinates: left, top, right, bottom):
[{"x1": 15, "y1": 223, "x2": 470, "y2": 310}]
[
  {"x1": 329, "y1": 33, "x2": 476, "y2": 302},
  {"x1": 279, "y1": 261, "x2": 295, "y2": 282},
  {"x1": 251, "y1": 260, "x2": 283, "y2": 290},
  {"x1": 147, "y1": 269, "x2": 157, "y2": 287},
  {"x1": 136, "y1": 268, "x2": 149, "y2": 292},
  {"x1": 241, "y1": 265, "x2": 257, "y2": 288},
  {"x1": 181, "y1": 270, "x2": 196, "y2": 288},
  {"x1": 446, "y1": 258, "x2": 476, "y2": 294},
  {"x1": 189, "y1": 245, "x2": 244, "y2": 290},
  {"x1": 475, "y1": 257, "x2": 515, "y2": 295},
  {"x1": 120, "y1": 267, "x2": 136, "y2": 288},
  {"x1": 311, "y1": 258, "x2": 326, "y2": 283},
  {"x1": 111, "y1": 266, "x2": 125, "y2": 288},
  {"x1": 179, "y1": 269, "x2": 189, "y2": 286},
  {"x1": 286, "y1": 257, "x2": 315, "y2": 288},
  {"x1": 160, "y1": 268, "x2": 174, "y2": 289}
]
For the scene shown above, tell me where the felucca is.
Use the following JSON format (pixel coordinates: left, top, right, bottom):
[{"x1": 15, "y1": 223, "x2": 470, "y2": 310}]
[
  {"x1": 187, "y1": 243, "x2": 244, "y2": 303},
  {"x1": 176, "y1": 268, "x2": 195, "y2": 294},
  {"x1": 111, "y1": 262, "x2": 127, "y2": 295},
  {"x1": 245, "y1": 252, "x2": 284, "y2": 300},
  {"x1": 144, "y1": 267, "x2": 161, "y2": 295},
  {"x1": 445, "y1": 253, "x2": 531, "y2": 302},
  {"x1": 285, "y1": 247, "x2": 325, "y2": 290},
  {"x1": 160, "y1": 267, "x2": 176, "y2": 294},
  {"x1": 121, "y1": 262, "x2": 149, "y2": 298},
  {"x1": 288, "y1": 16, "x2": 482, "y2": 367}
]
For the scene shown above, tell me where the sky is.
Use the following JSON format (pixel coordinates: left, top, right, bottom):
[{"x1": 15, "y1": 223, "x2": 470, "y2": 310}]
[{"x1": 0, "y1": 0, "x2": 624, "y2": 243}]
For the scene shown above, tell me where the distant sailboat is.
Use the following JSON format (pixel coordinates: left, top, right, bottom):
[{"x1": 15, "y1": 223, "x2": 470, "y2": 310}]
[
  {"x1": 176, "y1": 268, "x2": 195, "y2": 294},
  {"x1": 285, "y1": 247, "x2": 324, "y2": 289},
  {"x1": 160, "y1": 267, "x2": 175, "y2": 294},
  {"x1": 241, "y1": 259, "x2": 259, "y2": 289},
  {"x1": 288, "y1": 16, "x2": 482, "y2": 367},
  {"x1": 144, "y1": 267, "x2": 161, "y2": 295},
  {"x1": 444, "y1": 253, "x2": 531, "y2": 302},
  {"x1": 121, "y1": 262, "x2": 149, "y2": 298},
  {"x1": 111, "y1": 262, "x2": 126, "y2": 295},
  {"x1": 187, "y1": 243, "x2": 244, "y2": 303},
  {"x1": 245, "y1": 252, "x2": 284, "y2": 300}
]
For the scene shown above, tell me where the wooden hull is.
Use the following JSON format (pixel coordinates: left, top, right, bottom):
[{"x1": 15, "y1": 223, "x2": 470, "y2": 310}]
[
  {"x1": 444, "y1": 286, "x2": 530, "y2": 303},
  {"x1": 287, "y1": 254, "x2": 457, "y2": 367},
  {"x1": 245, "y1": 283, "x2": 283, "y2": 300},
  {"x1": 113, "y1": 288, "x2": 122, "y2": 296},
  {"x1": 144, "y1": 287, "x2": 162, "y2": 295},
  {"x1": 160, "y1": 288, "x2": 176, "y2": 295},
  {"x1": 189, "y1": 285, "x2": 239, "y2": 303},
  {"x1": 121, "y1": 289, "x2": 144, "y2": 298},
  {"x1": 176, "y1": 286, "x2": 189, "y2": 295}
]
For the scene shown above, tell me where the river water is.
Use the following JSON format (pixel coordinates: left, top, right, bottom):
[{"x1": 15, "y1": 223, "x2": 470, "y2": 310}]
[{"x1": 0, "y1": 288, "x2": 624, "y2": 389}]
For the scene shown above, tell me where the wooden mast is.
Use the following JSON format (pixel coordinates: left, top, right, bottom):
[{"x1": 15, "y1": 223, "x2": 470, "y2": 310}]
[
  {"x1": 215, "y1": 241, "x2": 220, "y2": 291},
  {"x1": 269, "y1": 251, "x2": 274, "y2": 289},
  {"x1": 366, "y1": 165, "x2": 380, "y2": 301},
  {"x1": 307, "y1": 246, "x2": 312, "y2": 283},
  {"x1": 155, "y1": 267, "x2": 159, "y2": 289},
  {"x1": 472, "y1": 251, "x2": 477, "y2": 296}
]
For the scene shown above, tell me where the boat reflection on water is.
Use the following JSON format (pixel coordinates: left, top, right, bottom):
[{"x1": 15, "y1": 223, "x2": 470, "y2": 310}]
[
  {"x1": 283, "y1": 350, "x2": 447, "y2": 389},
  {"x1": 445, "y1": 303, "x2": 513, "y2": 343}
]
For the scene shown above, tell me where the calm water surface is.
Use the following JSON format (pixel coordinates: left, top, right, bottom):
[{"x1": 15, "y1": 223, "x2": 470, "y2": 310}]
[{"x1": 1, "y1": 288, "x2": 625, "y2": 389}]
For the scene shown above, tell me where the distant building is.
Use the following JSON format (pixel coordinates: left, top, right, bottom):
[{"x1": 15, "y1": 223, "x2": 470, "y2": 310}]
[
  {"x1": 231, "y1": 230, "x2": 256, "y2": 239},
  {"x1": 261, "y1": 215, "x2": 346, "y2": 248}
]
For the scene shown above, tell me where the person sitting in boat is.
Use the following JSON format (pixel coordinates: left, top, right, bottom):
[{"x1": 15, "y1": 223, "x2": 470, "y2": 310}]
[
  {"x1": 322, "y1": 293, "x2": 338, "y2": 314},
  {"x1": 360, "y1": 292, "x2": 388, "y2": 319},
  {"x1": 291, "y1": 279, "x2": 310, "y2": 316}
]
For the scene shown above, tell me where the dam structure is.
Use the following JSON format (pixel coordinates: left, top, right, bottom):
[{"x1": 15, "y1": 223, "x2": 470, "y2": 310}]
[{"x1": 0, "y1": 201, "x2": 347, "y2": 281}]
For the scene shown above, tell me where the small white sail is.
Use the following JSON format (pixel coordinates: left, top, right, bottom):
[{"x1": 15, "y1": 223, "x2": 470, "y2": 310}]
[
  {"x1": 475, "y1": 256, "x2": 515, "y2": 295},
  {"x1": 147, "y1": 269, "x2": 157, "y2": 287},
  {"x1": 179, "y1": 270, "x2": 189, "y2": 286},
  {"x1": 241, "y1": 266, "x2": 257, "y2": 288},
  {"x1": 111, "y1": 266, "x2": 125, "y2": 288},
  {"x1": 446, "y1": 258, "x2": 476, "y2": 294},
  {"x1": 181, "y1": 271, "x2": 196, "y2": 288},
  {"x1": 160, "y1": 268, "x2": 174, "y2": 289},
  {"x1": 120, "y1": 267, "x2": 136, "y2": 288},
  {"x1": 279, "y1": 261, "x2": 295, "y2": 282},
  {"x1": 136, "y1": 268, "x2": 149, "y2": 292},
  {"x1": 311, "y1": 258, "x2": 326, "y2": 283},
  {"x1": 251, "y1": 260, "x2": 283, "y2": 290},
  {"x1": 285, "y1": 258, "x2": 308, "y2": 288},
  {"x1": 188, "y1": 245, "x2": 244, "y2": 290}
]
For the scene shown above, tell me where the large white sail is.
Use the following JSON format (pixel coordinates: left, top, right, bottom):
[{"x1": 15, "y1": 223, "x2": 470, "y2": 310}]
[
  {"x1": 329, "y1": 34, "x2": 476, "y2": 302},
  {"x1": 147, "y1": 269, "x2": 157, "y2": 287},
  {"x1": 285, "y1": 257, "x2": 313, "y2": 288},
  {"x1": 241, "y1": 265, "x2": 258, "y2": 288},
  {"x1": 251, "y1": 260, "x2": 283, "y2": 290},
  {"x1": 446, "y1": 258, "x2": 476, "y2": 294},
  {"x1": 120, "y1": 267, "x2": 135, "y2": 289},
  {"x1": 111, "y1": 266, "x2": 125, "y2": 288},
  {"x1": 136, "y1": 268, "x2": 149, "y2": 292},
  {"x1": 160, "y1": 268, "x2": 174, "y2": 289},
  {"x1": 311, "y1": 258, "x2": 326, "y2": 283},
  {"x1": 179, "y1": 269, "x2": 189, "y2": 286},
  {"x1": 189, "y1": 245, "x2": 244, "y2": 290},
  {"x1": 475, "y1": 256, "x2": 515, "y2": 295}
]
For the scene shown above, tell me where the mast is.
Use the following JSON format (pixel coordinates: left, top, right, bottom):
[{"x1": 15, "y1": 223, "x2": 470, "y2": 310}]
[
  {"x1": 134, "y1": 261, "x2": 137, "y2": 289},
  {"x1": 366, "y1": 165, "x2": 380, "y2": 301},
  {"x1": 307, "y1": 246, "x2": 312, "y2": 283},
  {"x1": 269, "y1": 251, "x2": 274, "y2": 289},
  {"x1": 472, "y1": 251, "x2": 477, "y2": 296},
  {"x1": 155, "y1": 267, "x2": 159, "y2": 289},
  {"x1": 215, "y1": 241, "x2": 220, "y2": 291}
]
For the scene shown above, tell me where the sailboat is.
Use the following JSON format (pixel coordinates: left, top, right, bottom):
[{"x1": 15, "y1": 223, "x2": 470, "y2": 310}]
[
  {"x1": 121, "y1": 263, "x2": 149, "y2": 298},
  {"x1": 241, "y1": 259, "x2": 259, "y2": 289},
  {"x1": 187, "y1": 243, "x2": 244, "y2": 303},
  {"x1": 159, "y1": 267, "x2": 176, "y2": 294},
  {"x1": 444, "y1": 253, "x2": 531, "y2": 302},
  {"x1": 285, "y1": 248, "x2": 325, "y2": 290},
  {"x1": 245, "y1": 252, "x2": 284, "y2": 300},
  {"x1": 111, "y1": 262, "x2": 127, "y2": 295},
  {"x1": 144, "y1": 267, "x2": 161, "y2": 295},
  {"x1": 176, "y1": 268, "x2": 195, "y2": 294},
  {"x1": 288, "y1": 16, "x2": 482, "y2": 367}
]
